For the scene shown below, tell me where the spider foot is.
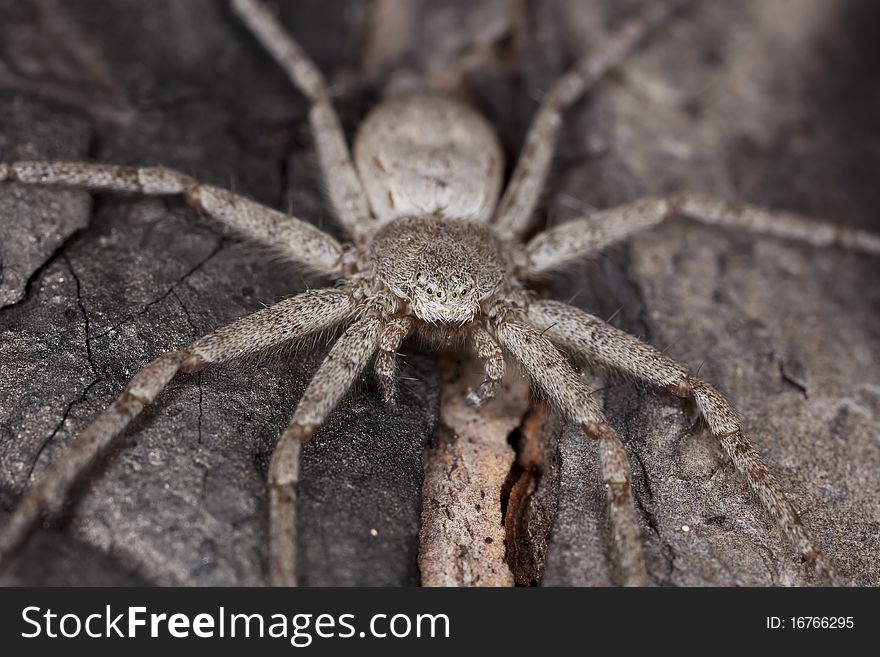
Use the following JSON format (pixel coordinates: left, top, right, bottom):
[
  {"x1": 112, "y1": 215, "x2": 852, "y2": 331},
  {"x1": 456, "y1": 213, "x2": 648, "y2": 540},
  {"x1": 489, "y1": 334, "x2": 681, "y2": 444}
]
[
  {"x1": 378, "y1": 375, "x2": 397, "y2": 405},
  {"x1": 465, "y1": 379, "x2": 498, "y2": 407}
]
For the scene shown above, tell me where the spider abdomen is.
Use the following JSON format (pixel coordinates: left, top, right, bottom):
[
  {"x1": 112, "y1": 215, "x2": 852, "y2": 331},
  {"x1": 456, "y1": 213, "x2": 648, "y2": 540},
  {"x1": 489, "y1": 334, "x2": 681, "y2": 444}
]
[{"x1": 354, "y1": 92, "x2": 504, "y2": 225}]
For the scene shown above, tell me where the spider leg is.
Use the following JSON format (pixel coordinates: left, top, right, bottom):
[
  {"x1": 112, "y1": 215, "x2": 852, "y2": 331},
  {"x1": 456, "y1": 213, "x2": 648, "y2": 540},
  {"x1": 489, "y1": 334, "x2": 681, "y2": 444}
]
[
  {"x1": 0, "y1": 287, "x2": 356, "y2": 571},
  {"x1": 466, "y1": 326, "x2": 505, "y2": 407},
  {"x1": 494, "y1": 317, "x2": 649, "y2": 586},
  {"x1": 527, "y1": 299, "x2": 841, "y2": 584},
  {"x1": 269, "y1": 315, "x2": 383, "y2": 586},
  {"x1": 375, "y1": 316, "x2": 413, "y2": 403},
  {"x1": 527, "y1": 195, "x2": 880, "y2": 276},
  {"x1": 0, "y1": 161, "x2": 343, "y2": 275},
  {"x1": 491, "y1": 3, "x2": 680, "y2": 241},
  {"x1": 231, "y1": 0, "x2": 372, "y2": 239}
]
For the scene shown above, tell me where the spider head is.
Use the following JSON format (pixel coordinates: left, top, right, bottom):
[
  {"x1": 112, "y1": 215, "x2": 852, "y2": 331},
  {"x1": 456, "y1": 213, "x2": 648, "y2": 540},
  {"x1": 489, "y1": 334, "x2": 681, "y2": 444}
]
[
  {"x1": 412, "y1": 268, "x2": 480, "y2": 325},
  {"x1": 370, "y1": 216, "x2": 507, "y2": 325}
]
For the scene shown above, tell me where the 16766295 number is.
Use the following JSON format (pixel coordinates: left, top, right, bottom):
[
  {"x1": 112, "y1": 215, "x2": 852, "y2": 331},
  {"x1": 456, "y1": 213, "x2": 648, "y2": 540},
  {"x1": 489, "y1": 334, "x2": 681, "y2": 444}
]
[{"x1": 766, "y1": 617, "x2": 854, "y2": 630}]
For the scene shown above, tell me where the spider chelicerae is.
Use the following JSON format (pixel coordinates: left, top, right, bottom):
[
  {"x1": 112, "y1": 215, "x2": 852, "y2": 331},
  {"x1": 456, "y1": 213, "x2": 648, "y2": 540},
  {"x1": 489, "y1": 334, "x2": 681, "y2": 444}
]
[{"x1": 1, "y1": 0, "x2": 878, "y2": 586}]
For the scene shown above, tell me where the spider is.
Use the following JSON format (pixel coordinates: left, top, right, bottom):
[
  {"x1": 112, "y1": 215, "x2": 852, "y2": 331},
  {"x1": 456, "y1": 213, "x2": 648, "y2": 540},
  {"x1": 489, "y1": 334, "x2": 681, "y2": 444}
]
[{"x1": 1, "y1": 0, "x2": 878, "y2": 587}]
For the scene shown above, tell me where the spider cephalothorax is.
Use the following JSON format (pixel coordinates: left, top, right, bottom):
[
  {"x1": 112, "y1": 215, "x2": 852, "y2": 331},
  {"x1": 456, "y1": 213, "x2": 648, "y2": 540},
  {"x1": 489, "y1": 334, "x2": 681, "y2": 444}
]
[
  {"x1": 368, "y1": 216, "x2": 511, "y2": 326},
  {"x1": 1, "y1": 0, "x2": 879, "y2": 587}
]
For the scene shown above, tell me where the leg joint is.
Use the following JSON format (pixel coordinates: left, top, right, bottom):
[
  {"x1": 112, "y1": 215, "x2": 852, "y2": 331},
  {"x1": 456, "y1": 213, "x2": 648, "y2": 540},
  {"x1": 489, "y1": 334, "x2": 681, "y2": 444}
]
[
  {"x1": 666, "y1": 375, "x2": 693, "y2": 398},
  {"x1": 180, "y1": 353, "x2": 209, "y2": 374},
  {"x1": 183, "y1": 184, "x2": 204, "y2": 210},
  {"x1": 582, "y1": 421, "x2": 618, "y2": 442}
]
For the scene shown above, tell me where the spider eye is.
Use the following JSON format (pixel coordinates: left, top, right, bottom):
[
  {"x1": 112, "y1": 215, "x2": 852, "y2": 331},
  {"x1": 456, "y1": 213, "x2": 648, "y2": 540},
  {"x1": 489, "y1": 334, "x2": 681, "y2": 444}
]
[
  {"x1": 460, "y1": 288, "x2": 468, "y2": 296},
  {"x1": 426, "y1": 287, "x2": 433, "y2": 294}
]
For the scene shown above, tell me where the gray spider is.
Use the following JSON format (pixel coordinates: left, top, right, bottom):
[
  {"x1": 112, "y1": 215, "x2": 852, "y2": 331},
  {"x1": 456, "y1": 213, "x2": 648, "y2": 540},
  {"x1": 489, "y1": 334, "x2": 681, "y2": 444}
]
[{"x1": 1, "y1": 0, "x2": 878, "y2": 587}]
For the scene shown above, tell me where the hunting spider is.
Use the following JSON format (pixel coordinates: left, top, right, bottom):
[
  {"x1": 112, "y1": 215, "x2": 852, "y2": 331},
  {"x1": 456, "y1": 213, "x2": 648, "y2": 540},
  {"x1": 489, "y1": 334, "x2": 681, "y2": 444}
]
[{"x1": 1, "y1": 0, "x2": 878, "y2": 587}]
